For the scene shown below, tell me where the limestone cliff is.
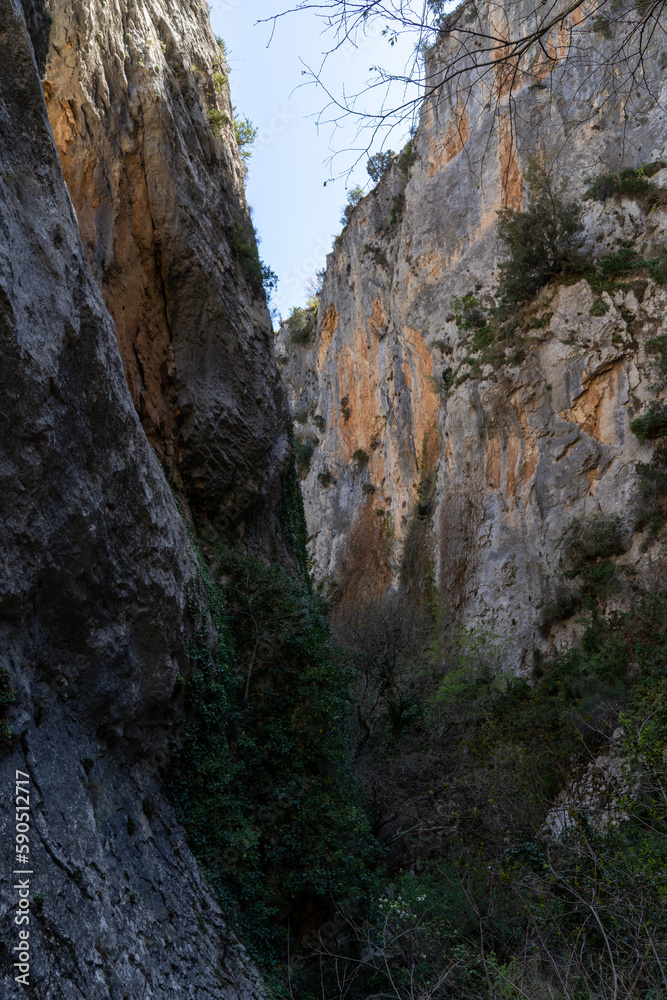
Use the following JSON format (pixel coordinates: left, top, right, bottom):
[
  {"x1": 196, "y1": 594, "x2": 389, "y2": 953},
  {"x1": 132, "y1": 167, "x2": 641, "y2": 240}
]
[
  {"x1": 43, "y1": 0, "x2": 290, "y2": 536},
  {"x1": 278, "y1": 0, "x2": 667, "y2": 666},
  {"x1": 0, "y1": 0, "x2": 289, "y2": 995}
]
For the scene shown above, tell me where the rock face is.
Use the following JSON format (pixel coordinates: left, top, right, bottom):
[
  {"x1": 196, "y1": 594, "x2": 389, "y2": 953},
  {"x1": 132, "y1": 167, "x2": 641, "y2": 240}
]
[
  {"x1": 43, "y1": 0, "x2": 290, "y2": 535},
  {"x1": 279, "y1": 1, "x2": 667, "y2": 664},
  {"x1": 0, "y1": 0, "x2": 285, "y2": 995}
]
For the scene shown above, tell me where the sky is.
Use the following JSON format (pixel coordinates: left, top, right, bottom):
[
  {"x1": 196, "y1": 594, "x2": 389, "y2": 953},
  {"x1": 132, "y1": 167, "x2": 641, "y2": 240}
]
[{"x1": 207, "y1": 0, "x2": 423, "y2": 319}]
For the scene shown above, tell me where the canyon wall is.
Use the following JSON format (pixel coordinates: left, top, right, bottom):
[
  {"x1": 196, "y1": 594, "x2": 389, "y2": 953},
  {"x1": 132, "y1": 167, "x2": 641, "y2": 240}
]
[
  {"x1": 43, "y1": 0, "x2": 290, "y2": 538},
  {"x1": 279, "y1": 0, "x2": 667, "y2": 666},
  {"x1": 0, "y1": 0, "x2": 289, "y2": 995}
]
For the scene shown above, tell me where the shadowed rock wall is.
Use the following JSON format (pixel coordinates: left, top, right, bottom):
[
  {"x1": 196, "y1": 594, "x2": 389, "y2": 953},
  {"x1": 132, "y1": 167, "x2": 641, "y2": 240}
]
[
  {"x1": 43, "y1": 0, "x2": 290, "y2": 536},
  {"x1": 0, "y1": 0, "x2": 285, "y2": 994}
]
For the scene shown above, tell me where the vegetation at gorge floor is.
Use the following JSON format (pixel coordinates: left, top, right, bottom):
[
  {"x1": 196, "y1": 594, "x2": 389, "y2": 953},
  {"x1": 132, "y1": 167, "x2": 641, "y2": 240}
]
[
  {"x1": 166, "y1": 160, "x2": 667, "y2": 998},
  {"x1": 165, "y1": 457, "x2": 667, "y2": 998}
]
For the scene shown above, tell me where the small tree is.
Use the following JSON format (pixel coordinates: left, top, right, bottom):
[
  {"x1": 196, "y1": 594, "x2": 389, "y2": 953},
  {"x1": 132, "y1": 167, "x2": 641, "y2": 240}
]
[
  {"x1": 340, "y1": 185, "x2": 363, "y2": 226},
  {"x1": 496, "y1": 160, "x2": 585, "y2": 305},
  {"x1": 233, "y1": 110, "x2": 257, "y2": 160},
  {"x1": 288, "y1": 305, "x2": 317, "y2": 344},
  {"x1": 367, "y1": 150, "x2": 395, "y2": 182}
]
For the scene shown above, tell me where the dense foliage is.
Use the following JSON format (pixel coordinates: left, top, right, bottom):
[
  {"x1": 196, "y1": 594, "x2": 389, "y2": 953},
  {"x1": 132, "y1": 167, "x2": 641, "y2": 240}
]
[
  {"x1": 367, "y1": 150, "x2": 395, "y2": 182},
  {"x1": 173, "y1": 165, "x2": 667, "y2": 992},
  {"x1": 168, "y1": 532, "x2": 377, "y2": 956},
  {"x1": 288, "y1": 305, "x2": 318, "y2": 344},
  {"x1": 496, "y1": 161, "x2": 585, "y2": 304},
  {"x1": 293, "y1": 596, "x2": 667, "y2": 1000}
]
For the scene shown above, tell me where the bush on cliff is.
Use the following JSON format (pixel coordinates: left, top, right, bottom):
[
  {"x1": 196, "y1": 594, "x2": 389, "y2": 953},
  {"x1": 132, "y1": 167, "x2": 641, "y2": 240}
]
[
  {"x1": 288, "y1": 305, "x2": 317, "y2": 343},
  {"x1": 497, "y1": 160, "x2": 585, "y2": 305},
  {"x1": 630, "y1": 336, "x2": 667, "y2": 536},
  {"x1": 586, "y1": 161, "x2": 667, "y2": 210},
  {"x1": 226, "y1": 212, "x2": 278, "y2": 298},
  {"x1": 340, "y1": 185, "x2": 363, "y2": 226},
  {"x1": 367, "y1": 150, "x2": 395, "y2": 181},
  {"x1": 169, "y1": 534, "x2": 377, "y2": 957}
]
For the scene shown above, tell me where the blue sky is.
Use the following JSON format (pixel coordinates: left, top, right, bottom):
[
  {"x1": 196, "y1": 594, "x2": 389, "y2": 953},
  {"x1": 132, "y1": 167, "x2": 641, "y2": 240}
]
[{"x1": 208, "y1": 0, "x2": 422, "y2": 318}]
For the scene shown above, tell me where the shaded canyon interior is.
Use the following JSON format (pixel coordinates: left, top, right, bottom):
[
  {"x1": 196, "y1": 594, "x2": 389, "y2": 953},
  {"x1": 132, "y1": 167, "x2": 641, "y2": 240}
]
[{"x1": 1, "y1": 0, "x2": 667, "y2": 997}]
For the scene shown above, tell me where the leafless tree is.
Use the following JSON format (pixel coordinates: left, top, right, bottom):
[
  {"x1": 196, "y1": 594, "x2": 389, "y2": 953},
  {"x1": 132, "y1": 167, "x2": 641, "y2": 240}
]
[{"x1": 266, "y1": 0, "x2": 667, "y2": 176}]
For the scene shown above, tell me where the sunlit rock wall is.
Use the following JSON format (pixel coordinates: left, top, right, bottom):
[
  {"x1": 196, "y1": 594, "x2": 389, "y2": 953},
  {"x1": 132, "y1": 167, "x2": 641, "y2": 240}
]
[
  {"x1": 279, "y1": 0, "x2": 667, "y2": 665},
  {"x1": 43, "y1": 0, "x2": 290, "y2": 536}
]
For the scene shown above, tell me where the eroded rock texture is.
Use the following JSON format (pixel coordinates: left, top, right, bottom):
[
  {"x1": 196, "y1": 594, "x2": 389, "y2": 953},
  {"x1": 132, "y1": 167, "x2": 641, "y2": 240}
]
[
  {"x1": 0, "y1": 0, "x2": 280, "y2": 995},
  {"x1": 278, "y1": 0, "x2": 667, "y2": 665},
  {"x1": 43, "y1": 0, "x2": 290, "y2": 534}
]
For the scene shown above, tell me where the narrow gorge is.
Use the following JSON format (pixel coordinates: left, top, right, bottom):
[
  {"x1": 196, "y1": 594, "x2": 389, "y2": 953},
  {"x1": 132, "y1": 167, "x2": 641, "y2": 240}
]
[{"x1": 1, "y1": 0, "x2": 666, "y2": 997}]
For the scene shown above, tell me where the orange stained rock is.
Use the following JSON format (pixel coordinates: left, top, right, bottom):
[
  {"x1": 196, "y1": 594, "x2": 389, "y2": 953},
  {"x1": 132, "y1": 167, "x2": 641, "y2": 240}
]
[
  {"x1": 488, "y1": 7, "x2": 523, "y2": 100},
  {"x1": 401, "y1": 326, "x2": 439, "y2": 448},
  {"x1": 428, "y1": 102, "x2": 472, "y2": 175},
  {"x1": 368, "y1": 297, "x2": 388, "y2": 340},
  {"x1": 498, "y1": 117, "x2": 523, "y2": 209},
  {"x1": 482, "y1": 405, "x2": 538, "y2": 499},
  {"x1": 560, "y1": 364, "x2": 623, "y2": 445},
  {"x1": 44, "y1": 75, "x2": 177, "y2": 468},
  {"x1": 334, "y1": 323, "x2": 381, "y2": 458},
  {"x1": 317, "y1": 303, "x2": 339, "y2": 372}
]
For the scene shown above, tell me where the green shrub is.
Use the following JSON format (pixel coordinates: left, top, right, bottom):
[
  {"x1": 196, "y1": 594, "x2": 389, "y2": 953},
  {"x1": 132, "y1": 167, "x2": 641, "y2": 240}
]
[
  {"x1": 635, "y1": 441, "x2": 667, "y2": 533},
  {"x1": 353, "y1": 448, "x2": 369, "y2": 465},
  {"x1": 586, "y1": 164, "x2": 667, "y2": 210},
  {"x1": 388, "y1": 192, "x2": 405, "y2": 224},
  {"x1": 232, "y1": 111, "x2": 256, "y2": 160},
  {"x1": 470, "y1": 324, "x2": 494, "y2": 350},
  {"x1": 206, "y1": 108, "x2": 227, "y2": 138},
  {"x1": 450, "y1": 292, "x2": 487, "y2": 331},
  {"x1": 631, "y1": 401, "x2": 667, "y2": 443},
  {"x1": 294, "y1": 572, "x2": 667, "y2": 1000},
  {"x1": 592, "y1": 13, "x2": 612, "y2": 37},
  {"x1": 340, "y1": 186, "x2": 363, "y2": 227},
  {"x1": 367, "y1": 150, "x2": 395, "y2": 182},
  {"x1": 397, "y1": 139, "x2": 417, "y2": 175},
  {"x1": 591, "y1": 245, "x2": 667, "y2": 293},
  {"x1": 497, "y1": 161, "x2": 585, "y2": 305},
  {"x1": 169, "y1": 539, "x2": 378, "y2": 957},
  {"x1": 541, "y1": 584, "x2": 580, "y2": 628},
  {"x1": 646, "y1": 333, "x2": 667, "y2": 389},
  {"x1": 581, "y1": 556, "x2": 618, "y2": 597},
  {"x1": 630, "y1": 337, "x2": 667, "y2": 534},
  {"x1": 292, "y1": 408, "x2": 308, "y2": 424},
  {"x1": 287, "y1": 306, "x2": 317, "y2": 344},
  {"x1": 429, "y1": 367, "x2": 454, "y2": 400},
  {"x1": 313, "y1": 414, "x2": 326, "y2": 432},
  {"x1": 226, "y1": 214, "x2": 277, "y2": 297},
  {"x1": 639, "y1": 159, "x2": 667, "y2": 177},
  {"x1": 561, "y1": 511, "x2": 624, "y2": 566},
  {"x1": 589, "y1": 296, "x2": 609, "y2": 316},
  {"x1": 317, "y1": 470, "x2": 335, "y2": 487},
  {"x1": 340, "y1": 395, "x2": 351, "y2": 421},
  {"x1": 598, "y1": 244, "x2": 642, "y2": 278},
  {"x1": 361, "y1": 482, "x2": 376, "y2": 495}
]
